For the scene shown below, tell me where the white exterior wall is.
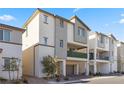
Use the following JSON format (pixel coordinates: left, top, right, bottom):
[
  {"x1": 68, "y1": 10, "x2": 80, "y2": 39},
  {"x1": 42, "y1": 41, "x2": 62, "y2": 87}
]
[
  {"x1": 39, "y1": 13, "x2": 55, "y2": 46},
  {"x1": 97, "y1": 63, "x2": 110, "y2": 74},
  {"x1": 22, "y1": 14, "x2": 40, "y2": 50},
  {"x1": 35, "y1": 45, "x2": 54, "y2": 77},
  {"x1": 0, "y1": 43, "x2": 22, "y2": 79},
  {"x1": 67, "y1": 23, "x2": 74, "y2": 43},
  {"x1": 112, "y1": 41, "x2": 117, "y2": 72},
  {"x1": 89, "y1": 33, "x2": 96, "y2": 49}
]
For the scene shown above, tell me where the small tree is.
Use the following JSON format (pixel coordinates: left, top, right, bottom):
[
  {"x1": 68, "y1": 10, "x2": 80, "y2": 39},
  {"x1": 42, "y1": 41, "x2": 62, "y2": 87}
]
[
  {"x1": 42, "y1": 55, "x2": 57, "y2": 79},
  {"x1": 3, "y1": 57, "x2": 21, "y2": 80}
]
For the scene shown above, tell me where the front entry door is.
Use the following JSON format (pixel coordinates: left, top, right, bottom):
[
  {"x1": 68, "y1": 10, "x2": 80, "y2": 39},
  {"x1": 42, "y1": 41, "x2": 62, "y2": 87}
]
[{"x1": 66, "y1": 65, "x2": 74, "y2": 75}]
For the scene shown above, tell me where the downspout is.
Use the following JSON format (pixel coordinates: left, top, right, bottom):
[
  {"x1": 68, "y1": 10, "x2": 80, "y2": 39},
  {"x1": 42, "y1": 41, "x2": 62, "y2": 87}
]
[{"x1": 33, "y1": 44, "x2": 39, "y2": 77}]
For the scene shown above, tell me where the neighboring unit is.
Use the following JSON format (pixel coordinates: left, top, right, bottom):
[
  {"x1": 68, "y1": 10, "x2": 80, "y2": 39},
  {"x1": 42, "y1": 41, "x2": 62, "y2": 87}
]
[
  {"x1": 22, "y1": 9, "x2": 91, "y2": 77},
  {"x1": 89, "y1": 32, "x2": 117, "y2": 74},
  {"x1": 117, "y1": 41, "x2": 124, "y2": 72},
  {"x1": 108, "y1": 34, "x2": 117, "y2": 73},
  {"x1": 0, "y1": 23, "x2": 24, "y2": 79}
]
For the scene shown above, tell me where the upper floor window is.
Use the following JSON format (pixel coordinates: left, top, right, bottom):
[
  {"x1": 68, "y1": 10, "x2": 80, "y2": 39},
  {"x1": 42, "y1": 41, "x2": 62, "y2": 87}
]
[
  {"x1": 100, "y1": 35, "x2": 104, "y2": 43},
  {"x1": 78, "y1": 27, "x2": 85, "y2": 37},
  {"x1": 0, "y1": 30, "x2": 10, "y2": 42},
  {"x1": 60, "y1": 40, "x2": 63, "y2": 48},
  {"x1": 43, "y1": 37, "x2": 48, "y2": 45},
  {"x1": 60, "y1": 19, "x2": 64, "y2": 27},
  {"x1": 25, "y1": 27, "x2": 28, "y2": 37},
  {"x1": 44, "y1": 15, "x2": 48, "y2": 24},
  {"x1": 112, "y1": 40, "x2": 114, "y2": 44}
]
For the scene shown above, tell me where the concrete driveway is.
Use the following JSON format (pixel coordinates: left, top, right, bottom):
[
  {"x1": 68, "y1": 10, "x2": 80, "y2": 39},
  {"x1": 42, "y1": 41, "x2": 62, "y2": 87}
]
[{"x1": 66, "y1": 75, "x2": 124, "y2": 84}]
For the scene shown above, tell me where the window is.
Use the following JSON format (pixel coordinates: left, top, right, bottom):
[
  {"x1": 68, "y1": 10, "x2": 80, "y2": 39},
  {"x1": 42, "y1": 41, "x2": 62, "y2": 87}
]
[
  {"x1": 82, "y1": 29, "x2": 85, "y2": 37},
  {"x1": 43, "y1": 37, "x2": 48, "y2": 45},
  {"x1": 100, "y1": 35, "x2": 104, "y2": 43},
  {"x1": 4, "y1": 58, "x2": 10, "y2": 70},
  {"x1": 78, "y1": 27, "x2": 85, "y2": 37},
  {"x1": 0, "y1": 30, "x2": 3, "y2": 40},
  {"x1": 60, "y1": 40, "x2": 63, "y2": 48},
  {"x1": 60, "y1": 19, "x2": 64, "y2": 27},
  {"x1": 4, "y1": 30, "x2": 10, "y2": 41},
  {"x1": 0, "y1": 30, "x2": 10, "y2": 41},
  {"x1": 25, "y1": 27, "x2": 28, "y2": 37},
  {"x1": 3, "y1": 57, "x2": 18, "y2": 71},
  {"x1": 44, "y1": 15, "x2": 48, "y2": 24},
  {"x1": 112, "y1": 40, "x2": 114, "y2": 44}
]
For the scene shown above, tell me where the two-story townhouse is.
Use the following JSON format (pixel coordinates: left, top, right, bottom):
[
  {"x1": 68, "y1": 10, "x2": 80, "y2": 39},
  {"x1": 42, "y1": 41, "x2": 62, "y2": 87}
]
[
  {"x1": 0, "y1": 23, "x2": 24, "y2": 79},
  {"x1": 89, "y1": 32, "x2": 110, "y2": 74},
  {"x1": 22, "y1": 9, "x2": 91, "y2": 78},
  {"x1": 108, "y1": 34, "x2": 117, "y2": 73},
  {"x1": 117, "y1": 41, "x2": 124, "y2": 72}
]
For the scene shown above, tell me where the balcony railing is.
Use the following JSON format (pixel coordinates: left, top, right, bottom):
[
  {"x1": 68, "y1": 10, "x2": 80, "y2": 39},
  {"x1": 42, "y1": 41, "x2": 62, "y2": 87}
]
[
  {"x1": 97, "y1": 41, "x2": 105, "y2": 48},
  {"x1": 67, "y1": 51, "x2": 87, "y2": 59},
  {"x1": 89, "y1": 53, "x2": 109, "y2": 61},
  {"x1": 96, "y1": 56, "x2": 109, "y2": 60}
]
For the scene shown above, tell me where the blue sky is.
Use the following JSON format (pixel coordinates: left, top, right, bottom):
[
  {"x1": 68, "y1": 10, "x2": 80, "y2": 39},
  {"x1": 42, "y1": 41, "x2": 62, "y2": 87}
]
[{"x1": 0, "y1": 8, "x2": 124, "y2": 41}]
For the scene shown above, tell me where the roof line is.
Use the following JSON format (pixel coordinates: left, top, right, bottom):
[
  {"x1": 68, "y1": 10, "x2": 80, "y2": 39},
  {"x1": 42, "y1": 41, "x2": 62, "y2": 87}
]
[
  {"x1": 70, "y1": 15, "x2": 91, "y2": 31},
  {"x1": 0, "y1": 23, "x2": 25, "y2": 32},
  {"x1": 23, "y1": 8, "x2": 91, "y2": 31}
]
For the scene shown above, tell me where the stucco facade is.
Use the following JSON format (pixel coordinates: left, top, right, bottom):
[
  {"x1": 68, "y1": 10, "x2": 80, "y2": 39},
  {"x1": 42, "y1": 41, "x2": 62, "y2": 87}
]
[
  {"x1": 117, "y1": 42, "x2": 124, "y2": 72},
  {"x1": 0, "y1": 24, "x2": 24, "y2": 79},
  {"x1": 89, "y1": 32, "x2": 117, "y2": 74},
  {"x1": 22, "y1": 9, "x2": 90, "y2": 77}
]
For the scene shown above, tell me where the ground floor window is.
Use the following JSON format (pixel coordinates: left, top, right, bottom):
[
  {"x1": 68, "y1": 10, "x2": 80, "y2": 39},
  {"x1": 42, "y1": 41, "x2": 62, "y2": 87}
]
[{"x1": 3, "y1": 57, "x2": 19, "y2": 71}]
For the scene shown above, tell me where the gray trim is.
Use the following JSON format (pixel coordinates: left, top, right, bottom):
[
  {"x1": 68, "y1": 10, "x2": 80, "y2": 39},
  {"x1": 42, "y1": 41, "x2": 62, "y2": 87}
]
[{"x1": 0, "y1": 40, "x2": 22, "y2": 45}]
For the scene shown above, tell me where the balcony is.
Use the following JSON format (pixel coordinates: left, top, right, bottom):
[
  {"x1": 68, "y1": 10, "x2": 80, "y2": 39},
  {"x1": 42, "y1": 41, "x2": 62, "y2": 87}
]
[
  {"x1": 96, "y1": 56, "x2": 109, "y2": 61},
  {"x1": 97, "y1": 41, "x2": 105, "y2": 48},
  {"x1": 67, "y1": 51, "x2": 87, "y2": 59},
  {"x1": 89, "y1": 53, "x2": 109, "y2": 61}
]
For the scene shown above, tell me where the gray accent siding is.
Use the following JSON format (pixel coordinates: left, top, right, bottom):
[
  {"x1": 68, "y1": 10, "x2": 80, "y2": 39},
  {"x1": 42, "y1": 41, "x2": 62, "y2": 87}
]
[
  {"x1": 74, "y1": 18, "x2": 88, "y2": 44},
  {"x1": 55, "y1": 17, "x2": 67, "y2": 59}
]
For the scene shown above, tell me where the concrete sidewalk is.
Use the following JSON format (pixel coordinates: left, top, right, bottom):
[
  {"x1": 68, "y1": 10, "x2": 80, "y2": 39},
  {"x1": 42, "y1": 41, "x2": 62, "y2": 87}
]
[{"x1": 48, "y1": 76, "x2": 118, "y2": 84}]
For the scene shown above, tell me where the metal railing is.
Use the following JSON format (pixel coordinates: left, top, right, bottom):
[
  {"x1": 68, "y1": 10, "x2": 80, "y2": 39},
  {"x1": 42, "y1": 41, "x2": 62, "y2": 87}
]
[{"x1": 67, "y1": 51, "x2": 87, "y2": 58}]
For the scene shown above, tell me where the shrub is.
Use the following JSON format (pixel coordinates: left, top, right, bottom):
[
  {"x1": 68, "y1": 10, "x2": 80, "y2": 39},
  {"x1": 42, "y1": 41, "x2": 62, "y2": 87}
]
[
  {"x1": 23, "y1": 79, "x2": 28, "y2": 84},
  {"x1": 63, "y1": 76, "x2": 69, "y2": 81},
  {"x1": 0, "y1": 77, "x2": 7, "y2": 82},
  {"x1": 13, "y1": 80, "x2": 22, "y2": 84},
  {"x1": 55, "y1": 74, "x2": 60, "y2": 82},
  {"x1": 94, "y1": 72, "x2": 102, "y2": 76}
]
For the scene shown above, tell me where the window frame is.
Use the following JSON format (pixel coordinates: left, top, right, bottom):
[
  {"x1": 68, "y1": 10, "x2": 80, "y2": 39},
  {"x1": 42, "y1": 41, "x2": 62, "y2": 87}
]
[
  {"x1": 44, "y1": 15, "x2": 48, "y2": 24},
  {"x1": 3, "y1": 57, "x2": 18, "y2": 71},
  {"x1": 25, "y1": 27, "x2": 28, "y2": 37},
  {"x1": 60, "y1": 19, "x2": 64, "y2": 28},
  {"x1": 0, "y1": 30, "x2": 11, "y2": 41},
  {"x1": 78, "y1": 27, "x2": 85, "y2": 37},
  {"x1": 60, "y1": 40, "x2": 64, "y2": 48},
  {"x1": 100, "y1": 35, "x2": 104, "y2": 43},
  {"x1": 43, "y1": 37, "x2": 48, "y2": 45}
]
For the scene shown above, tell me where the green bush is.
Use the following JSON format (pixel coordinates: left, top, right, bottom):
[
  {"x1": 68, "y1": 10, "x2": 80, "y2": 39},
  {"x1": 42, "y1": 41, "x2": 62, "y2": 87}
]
[
  {"x1": 63, "y1": 76, "x2": 69, "y2": 81},
  {"x1": 0, "y1": 77, "x2": 7, "y2": 81}
]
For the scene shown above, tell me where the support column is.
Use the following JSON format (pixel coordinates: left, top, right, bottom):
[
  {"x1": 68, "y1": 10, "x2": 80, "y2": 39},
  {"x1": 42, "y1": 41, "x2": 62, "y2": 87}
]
[
  {"x1": 86, "y1": 63, "x2": 89, "y2": 75},
  {"x1": 94, "y1": 48, "x2": 97, "y2": 74},
  {"x1": 94, "y1": 62, "x2": 97, "y2": 74},
  {"x1": 86, "y1": 47, "x2": 89, "y2": 75},
  {"x1": 62, "y1": 60, "x2": 66, "y2": 76},
  {"x1": 76, "y1": 64, "x2": 79, "y2": 75}
]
